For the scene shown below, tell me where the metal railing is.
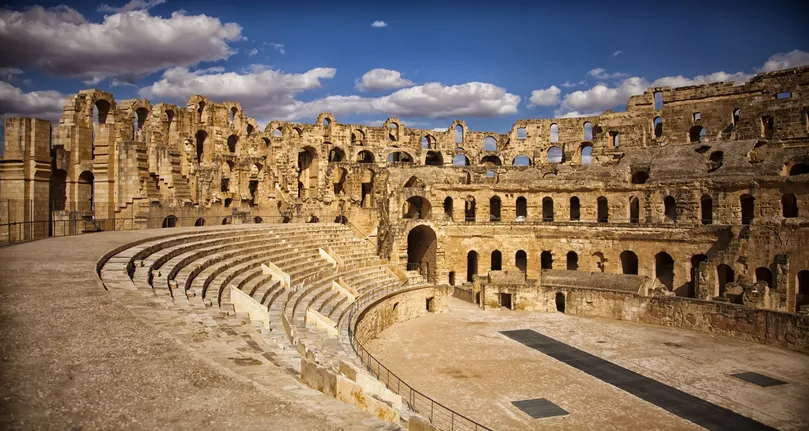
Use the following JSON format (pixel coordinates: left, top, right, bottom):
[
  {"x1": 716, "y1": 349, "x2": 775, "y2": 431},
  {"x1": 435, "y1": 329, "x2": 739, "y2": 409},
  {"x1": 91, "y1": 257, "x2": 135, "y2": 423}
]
[{"x1": 346, "y1": 277, "x2": 493, "y2": 431}]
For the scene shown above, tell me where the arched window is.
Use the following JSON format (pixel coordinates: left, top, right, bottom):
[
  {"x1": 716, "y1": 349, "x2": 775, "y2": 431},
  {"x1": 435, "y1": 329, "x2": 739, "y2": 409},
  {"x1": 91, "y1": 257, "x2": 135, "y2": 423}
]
[
  {"x1": 653, "y1": 117, "x2": 663, "y2": 137},
  {"x1": 550, "y1": 123, "x2": 559, "y2": 143},
  {"x1": 542, "y1": 197, "x2": 554, "y2": 222},
  {"x1": 611, "y1": 132, "x2": 620, "y2": 147},
  {"x1": 194, "y1": 217, "x2": 205, "y2": 226},
  {"x1": 483, "y1": 136, "x2": 497, "y2": 151},
  {"x1": 629, "y1": 197, "x2": 640, "y2": 224},
  {"x1": 547, "y1": 146, "x2": 563, "y2": 163},
  {"x1": 467, "y1": 251, "x2": 478, "y2": 282},
  {"x1": 489, "y1": 196, "x2": 501, "y2": 222},
  {"x1": 425, "y1": 151, "x2": 443, "y2": 166},
  {"x1": 229, "y1": 107, "x2": 237, "y2": 125},
  {"x1": 387, "y1": 151, "x2": 413, "y2": 163},
  {"x1": 465, "y1": 197, "x2": 476, "y2": 221},
  {"x1": 581, "y1": 145, "x2": 593, "y2": 165},
  {"x1": 357, "y1": 150, "x2": 375, "y2": 163},
  {"x1": 455, "y1": 124, "x2": 464, "y2": 144},
  {"x1": 782, "y1": 194, "x2": 798, "y2": 218},
  {"x1": 755, "y1": 267, "x2": 774, "y2": 288},
  {"x1": 516, "y1": 250, "x2": 527, "y2": 275},
  {"x1": 481, "y1": 155, "x2": 502, "y2": 166},
  {"x1": 541, "y1": 251, "x2": 553, "y2": 270},
  {"x1": 491, "y1": 250, "x2": 502, "y2": 271},
  {"x1": 690, "y1": 254, "x2": 708, "y2": 298},
  {"x1": 701, "y1": 195, "x2": 713, "y2": 224},
  {"x1": 513, "y1": 155, "x2": 532, "y2": 166},
  {"x1": 717, "y1": 264, "x2": 734, "y2": 297},
  {"x1": 570, "y1": 197, "x2": 580, "y2": 221},
  {"x1": 566, "y1": 252, "x2": 578, "y2": 271},
  {"x1": 197, "y1": 101, "x2": 205, "y2": 123},
  {"x1": 444, "y1": 197, "x2": 453, "y2": 219},
  {"x1": 161, "y1": 215, "x2": 177, "y2": 228},
  {"x1": 516, "y1": 197, "x2": 527, "y2": 220},
  {"x1": 664, "y1": 196, "x2": 677, "y2": 222},
  {"x1": 740, "y1": 194, "x2": 755, "y2": 225},
  {"x1": 453, "y1": 154, "x2": 469, "y2": 167},
  {"x1": 328, "y1": 147, "x2": 345, "y2": 162},
  {"x1": 195, "y1": 130, "x2": 207, "y2": 161},
  {"x1": 273, "y1": 127, "x2": 283, "y2": 138},
  {"x1": 420, "y1": 136, "x2": 430, "y2": 149},
  {"x1": 597, "y1": 196, "x2": 609, "y2": 223},
  {"x1": 517, "y1": 127, "x2": 527, "y2": 139},
  {"x1": 227, "y1": 135, "x2": 238, "y2": 153},
  {"x1": 620, "y1": 251, "x2": 638, "y2": 275},
  {"x1": 583, "y1": 122, "x2": 593, "y2": 140},
  {"x1": 732, "y1": 108, "x2": 741, "y2": 125},
  {"x1": 689, "y1": 126, "x2": 706, "y2": 143},
  {"x1": 78, "y1": 171, "x2": 94, "y2": 212},
  {"x1": 789, "y1": 163, "x2": 809, "y2": 176},
  {"x1": 631, "y1": 171, "x2": 649, "y2": 184},
  {"x1": 246, "y1": 124, "x2": 254, "y2": 137},
  {"x1": 323, "y1": 118, "x2": 330, "y2": 127},
  {"x1": 655, "y1": 252, "x2": 675, "y2": 291}
]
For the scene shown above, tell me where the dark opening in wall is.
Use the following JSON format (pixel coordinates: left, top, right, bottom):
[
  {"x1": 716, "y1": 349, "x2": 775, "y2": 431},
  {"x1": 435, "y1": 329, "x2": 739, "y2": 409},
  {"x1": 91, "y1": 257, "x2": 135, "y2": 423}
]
[
  {"x1": 789, "y1": 163, "x2": 809, "y2": 176},
  {"x1": 653, "y1": 117, "x2": 663, "y2": 138},
  {"x1": 500, "y1": 293, "x2": 512, "y2": 309},
  {"x1": 161, "y1": 215, "x2": 177, "y2": 228},
  {"x1": 629, "y1": 197, "x2": 640, "y2": 224},
  {"x1": 689, "y1": 126, "x2": 706, "y2": 143},
  {"x1": 701, "y1": 195, "x2": 713, "y2": 224},
  {"x1": 708, "y1": 151, "x2": 724, "y2": 172},
  {"x1": 740, "y1": 194, "x2": 755, "y2": 225},
  {"x1": 664, "y1": 196, "x2": 677, "y2": 222},
  {"x1": 227, "y1": 135, "x2": 238, "y2": 153},
  {"x1": 194, "y1": 217, "x2": 205, "y2": 226},
  {"x1": 690, "y1": 254, "x2": 708, "y2": 298},
  {"x1": 570, "y1": 197, "x2": 581, "y2": 221},
  {"x1": 465, "y1": 198, "x2": 476, "y2": 222},
  {"x1": 541, "y1": 251, "x2": 553, "y2": 270},
  {"x1": 448, "y1": 271, "x2": 455, "y2": 286},
  {"x1": 755, "y1": 267, "x2": 774, "y2": 288},
  {"x1": 761, "y1": 116, "x2": 774, "y2": 138},
  {"x1": 631, "y1": 171, "x2": 649, "y2": 184},
  {"x1": 425, "y1": 151, "x2": 443, "y2": 166},
  {"x1": 516, "y1": 196, "x2": 527, "y2": 220},
  {"x1": 620, "y1": 251, "x2": 638, "y2": 275},
  {"x1": 407, "y1": 225, "x2": 437, "y2": 281},
  {"x1": 467, "y1": 251, "x2": 478, "y2": 282},
  {"x1": 566, "y1": 252, "x2": 578, "y2": 271},
  {"x1": 654, "y1": 91, "x2": 663, "y2": 109},
  {"x1": 797, "y1": 271, "x2": 809, "y2": 311},
  {"x1": 220, "y1": 178, "x2": 229, "y2": 192},
  {"x1": 655, "y1": 252, "x2": 674, "y2": 291},
  {"x1": 491, "y1": 250, "x2": 502, "y2": 271},
  {"x1": 732, "y1": 108, "x2": 741, "y2": 125},
  {"x1": 782, "y1": 193, "x2": 798, "y2": 218},
  {"x1": 516, "y1": 250, "x2": 527, "y2": 276},
  {"x1": 717, "y1": 264, "x2": 734, "y2": 297},
  {"x1": 249, "y1": 180, "x2": 259, "y2": 206},
  {"x1": 597, "y1": 197, "x2": 609, "y2": 223},
  {"x1": 426, "y1": 297, "x2": 434, "y2": 311},
  {"x1": 253, "y1": 216, "x2": 263, "y2": 224},
  {"x1": 489, "y1": 196, "x2": 501, "y2": 222},
  {"x1": 542, "y1": 197, "x2": 554, "y2": 222},
  {"x1": 443, "y1": 197, "x2": 453, "y2": 219},
  {"x1": 555, "y1": 292, "x2": 565, "y2": 313}
]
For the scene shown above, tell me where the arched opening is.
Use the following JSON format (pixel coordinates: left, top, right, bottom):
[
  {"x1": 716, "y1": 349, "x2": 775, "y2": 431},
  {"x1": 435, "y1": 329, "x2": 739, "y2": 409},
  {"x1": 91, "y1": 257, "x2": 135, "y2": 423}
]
[
  {"x1": 541, "y1": 251, "x2": 553, "y2": 270},
  {"x1": 690, "y1": 254, "x2": 708, "y2": 298},
  {"x1": 135, "y1": 107, "x2": 149, "y2": 132},
  {"x1": 297, "y1": 146, "x2": 318, "y2": 199},
  {"x1": 566, "y1": 252, "x2": 578, "y2": 271},
  {"x1": 550, "y1": 123, "x2": 559, "y2": 143},
  {"x1": 273, "y1": 127, "x2": 283, "y2": 138},
  {"x1": 357, "y1": 150, "x2": 375, "y2": 163},
  {"x1": 611, "y1": 132, "x2": 620, "y2": 148},
  {"x1": 161, "y1": 215, "x2": 177, "y2": 228},
  {"x1": 513, "y1": 155, "x2": 532, "y2": 166},
  {"x1": 195, "y1": 130, "x2": 207, "y2": 161},
  {"x1": 246, "y1": 124, "x2": 254, "y2": 137},
  {"x1": 592, "y1": 252, "x2": 605, "y2": 272},
  {"x1": 308, "y1": 215, "x2": 319, "y2": 223},
  {"x1": 404, "y1": 176, "x2": 425, "y2": 188},
  {"x1": 517, "y1": 127, "x2": 527, "y2": 139},
  {"x1": 620, "y1": 251, "x2": 638, "y2": 275},
  {"x1": 701, "y1": 195, "x2": 713, "y2": 224},
  {"x1": 597, "y1": 196, "x2": 609, "y2": 223},
  {"x1": 515, "y1": 250, "x2": 527, "y2": 275},
  {"x1": 583, "y1": 122, "x2": 593, "y2": 140},
  {"x1": 516, "y1": 197, "x2": 527, "y2": 220},
  {"x1": 403, "y1": 196, "x2": 432, "y2": 219},
  {"x1": 708, "y1": 151, "x2": 724, "y2": 172},
  {"x1": 580, "y1": 145, "x2": 593, "y2": 165},
  {"x1": 453, "y1": 154, "x2": 469, "y2": 167},
  {"x1": 95, "y1": 99, "x2": 110, "y2": 124},
  {"x1": 489, "y1": 196, "x2": 501, "y2": 222},
  {"x1": 629, "y1": 197, "x2": 640, "y2": 224},
  {"x1": 655, "y1": 252, "x2": 674, "y2": 291},
  {"x1": 443, "y1": 197, "x2": 453, "y2": 220},
  {"x1": 789, "y1": 163, "x2": 809, "y2": 176},
  {"x1": 328, "y1": 147, "x2": 345, "y2": 162},
  {"x1": 570, "y1": 197, "x2": 581, "y2": 221},
  {"x1": 50, "y1": 169, "x2": 67, "y2": 211},
  {"x1": 491, "y1": 250, "x2": 502, "y2": 271},
  {"x1": 334, "y1": 215, "x2": 348, "y2": 224},
  {"x1": 664, "y1": 196, "x2": 677, "y2": 222},
  {"x1": 555, "y1": 292, "x2": 565, "y2": 313},
  {"x1": 547, "y1": 146, "x2": 563, "y2": 163},
  {"x1": 483, "y1": 136, "x2": 497, "y2": 151},
  {"x1": 782, "y1": 194, "x2": 798, "y2": 218},
  {"x1": 227, "y1": 135, "x2": 238, "y2": 153},
  {"x1": 282, "y1": 216, "x2": 291, "y2": 223},
  {"x1": 425, "y1": 151, "x2": 443, "y2": 166},
  {"x1": 448, "y1": 271, "x2": 455, "y2": 286},
  {"x1": 229, "y1": 107, "x2": 237, "y2": 125},
  {"x1": 480, "y1": 155, "x2": 502, "y2": 166},
  {"x1": 465, "y1": 197, "x2": 476, "y2": 221},
  {"x1": 755, "y1": 267, "x2": 774, "y2": 288},
  {"x1": 653, "y1": 117, "x2": 663, "y2": 137},
  {"x1": 78, "y1": 171, "x2": 94, "y2": 212},
  {"x1": 717, "y1": 264, "x2": 734, "y2": 297},
  {"x1": 732, "y1": 108, "x2": 741, "y2": 125},
  {"x1": 420, "y1": 135, "x2": 431, "y2": 149},
  {"x1": 333, "y1": 167, "x2": 347, "y2": 195},
  {"x1": 455, "y1": 124, "x2": 464, "y2": 144},
  {"x1": 631, "y1": 171, "x2": 649, "y2": 184},
  {"x1": 542, "y1": 197, "x2": 554, "y2": 222},
  {"x1": 467, "y1": 251, "x2": 478, "y2": 282},
  {"x1": 222, "y1": 217, "x2": 231, "y2": 225},
  {"x1": 197, "y1": 101, "x2": 206, "y2": 123},
  {"x1": 740, "y1": 194, "x2": 755, "y2": 225},
  {"x1": 361, "y1": 169, "x2": 375, "y2": 208},
  {"x1": 689, "y1": 126, "x2": 706, "y2": 143},
  {"x1": 407, "y1": 226, "x2": 437, "y2": 281},
  {"x1": 387, "y1": 151, "x2": 414, "y2": 164},
  {"x1": 797, "y1": 270, "x2": 809, "y2": 312},
  {"x1": 194, "y1": 217, "x2": 205, "y2": 226},
  {"x1": 224, "y1": 198, "x2": 233, "y2": 208},
  {"x1": 253, "y1": 216, "x2": 263, "y2": 224}
]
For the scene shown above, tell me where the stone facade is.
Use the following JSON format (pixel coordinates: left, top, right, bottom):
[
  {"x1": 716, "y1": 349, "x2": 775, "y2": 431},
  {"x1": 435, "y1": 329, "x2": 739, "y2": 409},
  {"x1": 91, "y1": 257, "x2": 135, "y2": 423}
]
[{"x1": 2, "y1": 66, "x2": 809, "y2": 313}]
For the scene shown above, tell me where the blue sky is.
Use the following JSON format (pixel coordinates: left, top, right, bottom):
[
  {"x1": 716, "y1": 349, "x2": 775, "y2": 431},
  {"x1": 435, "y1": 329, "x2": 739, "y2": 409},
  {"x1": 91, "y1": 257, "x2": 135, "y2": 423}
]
[{"x1": 1, "y1": 0, "x2": 808, "y2": 137}]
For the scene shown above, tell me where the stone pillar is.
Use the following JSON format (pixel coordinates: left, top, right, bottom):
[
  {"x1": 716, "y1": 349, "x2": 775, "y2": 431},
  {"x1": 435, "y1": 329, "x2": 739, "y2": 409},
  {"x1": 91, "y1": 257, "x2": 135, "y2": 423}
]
[{"x1": 775, "y1": 254, "x2": 790, "y2": 311}]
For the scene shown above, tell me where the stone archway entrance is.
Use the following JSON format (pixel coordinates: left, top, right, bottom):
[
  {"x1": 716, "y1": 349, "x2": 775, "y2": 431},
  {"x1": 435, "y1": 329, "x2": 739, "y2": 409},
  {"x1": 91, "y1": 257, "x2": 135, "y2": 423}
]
[{"x1": 407, "y1": 225, "x2": 437, "y2": 282}]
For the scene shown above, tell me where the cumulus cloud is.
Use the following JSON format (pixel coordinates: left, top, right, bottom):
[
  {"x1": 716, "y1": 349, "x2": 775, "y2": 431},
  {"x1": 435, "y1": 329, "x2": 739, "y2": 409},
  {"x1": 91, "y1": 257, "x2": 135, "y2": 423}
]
[
  {"x1": 528, "y1": 85, "x2": 561, "y2": 107},
  {"x1": 0, "y1": 81, "x2": 65, "y2": 122},
  {"x1": 248, "y1": 48, "x2": 258, "y2": 57},
  {"x1": 355, "y1": 68, "x2": 413, "y2": 92},
  {"x1": 560, "y1": 81, "x2": 576, "y2": 88},
  {"x1": 558, "y1": 77, "x2": 647, "y2": 114},
  {"x1": 97, "y1": 0, "x2": 165, "y2": 13},
  {"x1": 0, "y1": 67, "x2": 24, "y2": 83},
  {"x1": 759, "y1": 50, "x2": 809, "y2": 72},
  {"x1": 364, "y1": 119, "x2": 428, "y2": 127},
  {"x1": 650, "y1": 71, "x2": 751, "y2": 88},
  {"x1": 587, "y1": 68, "x2": 628, "y2": 80},
  {"x1": 371, "y1": 20, "x2": 387, "y2": 28},
  {"x1": 557, "y1": 111, "x2": 603, "y2": 118},
  {"x1": 0, "y1": 5, "x2": 242, "y2": 83},
  {"x1": 612, "y1": 50, "x2": 622, "y2": 57},
  {"x1": 266, "y1": 43, "x2": 285, "y2": 55},
  {"x1": 431, "y1": 127, "x2": 447, "y2": 132}
]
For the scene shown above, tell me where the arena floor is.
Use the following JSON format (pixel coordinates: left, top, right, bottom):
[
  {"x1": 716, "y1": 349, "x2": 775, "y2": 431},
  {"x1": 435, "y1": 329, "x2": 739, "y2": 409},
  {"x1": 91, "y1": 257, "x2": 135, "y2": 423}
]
[{"x1": 365, "y1": 298, "x2": 809, "y2": 431}]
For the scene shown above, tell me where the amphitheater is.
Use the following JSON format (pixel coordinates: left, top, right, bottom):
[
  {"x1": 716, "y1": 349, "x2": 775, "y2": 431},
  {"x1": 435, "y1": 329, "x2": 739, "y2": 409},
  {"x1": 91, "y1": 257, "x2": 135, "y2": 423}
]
[{"x1": 1, "y1": 66, "x2": 809, "y2": 431}]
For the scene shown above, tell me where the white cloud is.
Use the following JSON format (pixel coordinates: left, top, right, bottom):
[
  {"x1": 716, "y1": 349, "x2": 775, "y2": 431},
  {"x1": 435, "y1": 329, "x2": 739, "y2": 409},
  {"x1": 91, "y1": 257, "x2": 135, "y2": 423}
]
[
  {"x1": 559, "y1": 77, "x2": 648, "y2": 114},
  {"x1": 431, "y1": 127, "x2": 447, "y2": 132},
  {"x1": 557, "y1": 111, "x2": 602, "y2": 118},
  {"x1": 248, "y1": 48, "x2": 258, "y2": 57},
  {"x1": 650, "y1": 71, "x2": 751, "y2": 88},
  {"x1": 587, "y1": 68, "x2": 628, "y2": 80},
  {"x1": 97, "y1": 0, "x2": 165, "y2": 13},
  {"x1": 355, "y1": 68, "x2": 413, "y2": 92},
  {"x1": 266, "y1": 43, "x2": 285, "y2": 55},
  {"x1": 0, "y1": 67, "x2": 24, "y2": 83},
  {"x1": 758, "y1": 50, "x2": 809, "y2": 72},
  {"x1": 528, "y1": 85, "x2": 561, "y2": 107},
  {"x1": 0, "y1": 81, "x2": 65, "y2": 123},
  {"x1": 0, "y1": 5, "x2": 242, "y2": 83},
  {"x1": 371, "y1": 20, "x2": 387, "y2": 28},
  {"x1": 560, "y1": 81, "x2": 576, "y2": 88},
  {"x1": 364, "y1": 119, "x2": 428, "y2": 127},
  {"x1": 612, "y1": 50, "x2": 622, "y2": 57}
]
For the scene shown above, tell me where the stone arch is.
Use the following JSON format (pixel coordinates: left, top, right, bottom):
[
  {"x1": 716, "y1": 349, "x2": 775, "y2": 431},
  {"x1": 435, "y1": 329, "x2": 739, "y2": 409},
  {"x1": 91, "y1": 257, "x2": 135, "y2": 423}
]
[
  {"x1": 620, "y1": 251, "x2": 638, "y2": 275},
  {"x1": 483, "y1": 136, "x2": 497, "y2": 151},
  {"x1": 94, "y1": 99, "x2": 111, "y2": 125},
  {"x1": 597, "y1": 196, "x2": 609, "y2": 223},
  {"x1": 570, "y1": 196, "x2": 581, "y2": 221},
  {"x1": 579, "y1": 144, "x2": 593, "y2": 165},
  {"x1": 515, "y1": 250, "x2": 527, "y2": 275},
  {"x1": 701, "y1": 195, "x2": 713, "y2": 224},
  {"x1": 690, "y1": 254, "x2": 708, "y2": 297},
  {"x1": 464, "y1": 196, "x2": 476, "y2": 221},
  {"x1": 386, "y1": 150, "x2": 414, "y2": 163},
  {"x1": 78, "y1": 171, "x2": 94, "y2": 213},
  {"x1": 797, "y1": 270, "x2": 809, "y2": 312},
  {"x1": 664, "y1": 196, "x2": 677, "y2": 222},
  {"x1": 332, "y1": 167, "x2": 348, "y2": 195},
  {"x1": 194, "y1": 217, "x2": 205, "y2": 226},
  {"x1": 328, "y1": 147, "x2": 346, "y2": 162},
  {"x1": 782, "y1": 193, "x2": 798, "y2": 218},
  {"x1": 789, "y1": 162, "x2": 809, "y2": 176},
  {"x1": 453, "y1": 154, "x2": 469, "y2": 167},
  {"x1": 351, "y1": 129, "x2": 365, "y2": 144},
  {"x1": 629, "y1": 196, "x2": 640, "y2": 223},
  {"x1": 717, "y1": 264, "x2": 734, "y2": 297},
  {"x1": 513, "y1": 155, "x2": 532, "y2": 166},
  {"x1": 491, "y1": 250, "x2": 502, "y2": 271},
  {"x1": 467, "y1": 251, "x2": 478, "y2": 282},
  {"x1": 547, "y1": 146, "x2": 563, "y2": 163},
  {"x1": 583, "y1": 121, "x2": 593, "y2": 140},
  {"x1": 407, "y1": 225, "x2": 438, "y2": 282},
  {"x1": 297, "y1": 146, "x2": 319, "y2": 199},
  {"x1": 425, "y1": 150, "x2": 443, "y2": 166},
  {"x1": 403, "y1": 196, "x2": 432, "y2": 219},
  {"x1": 516, "y1": 196, "x2": 527, "y2": 219},
  {"x1": 689, "y1": 125, "x2": 706, "y2": 143},
  {"x1": 357, "y1": 150, "x2": 375, "y2": 163},
  {"x1": 480, "y1": 155, "x2": 502, "y2": 166},
  {"x1": 455, "y1": 124, "x2": 464, "y2": 144},
  {"x1": 489, "y1": 196, "x2": 501, "y2": 222},
  {"x1": 162, "y1": 215, "x2": 178, "y2": 228},
  {"x1": 755, "y1": 267, "x2": 774, "y2": 288},
  {"x1": 655, "y1": 252, "x2": 675, "y2": 291},
  {"x1": 443, "y1": 197, "x2": 453, "y2": 219},
  {"x1": 404, "y1": 176, "x2": 425, "y2": 188},
  {"x1": 653, "y1": 117, "x2": 663, "y2": 137},
  {"x1": 740, "y1": 194, "x2": 755, "y2": 225},
  {"x1": 195, "y1": 130, "x2": 207, "y2": 161},
  {"x1": 550, "y1": 123, "x2": 559, "y2": 143},
  {"x1": 227, "y1": 135, "x2": 238, "y2": 153},
  {"x1": 360, "y1": 168, "x2": 375, "y2": 208},
  {"x1": 50, "y1": 169, "x2": 68, "y2": 211},
  {"x1": 566, "y1": 251, "x2": 578, "y2": 271},
  {"x1": 542, "y1": 197, "x2": 554, "y2": 222},
  {"x1": 541, "y1": 251, "x2": 553, "y2": 270},
  {"x1": 631, "y1": 171, "x2": 649, "y2": 184}
]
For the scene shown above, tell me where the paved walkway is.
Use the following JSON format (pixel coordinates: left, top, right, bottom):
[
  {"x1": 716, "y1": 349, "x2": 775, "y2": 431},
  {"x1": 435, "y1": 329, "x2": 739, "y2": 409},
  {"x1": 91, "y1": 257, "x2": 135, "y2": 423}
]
[{"x1": 0, "y1": 228, "x2": 390, "y2": 430}]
